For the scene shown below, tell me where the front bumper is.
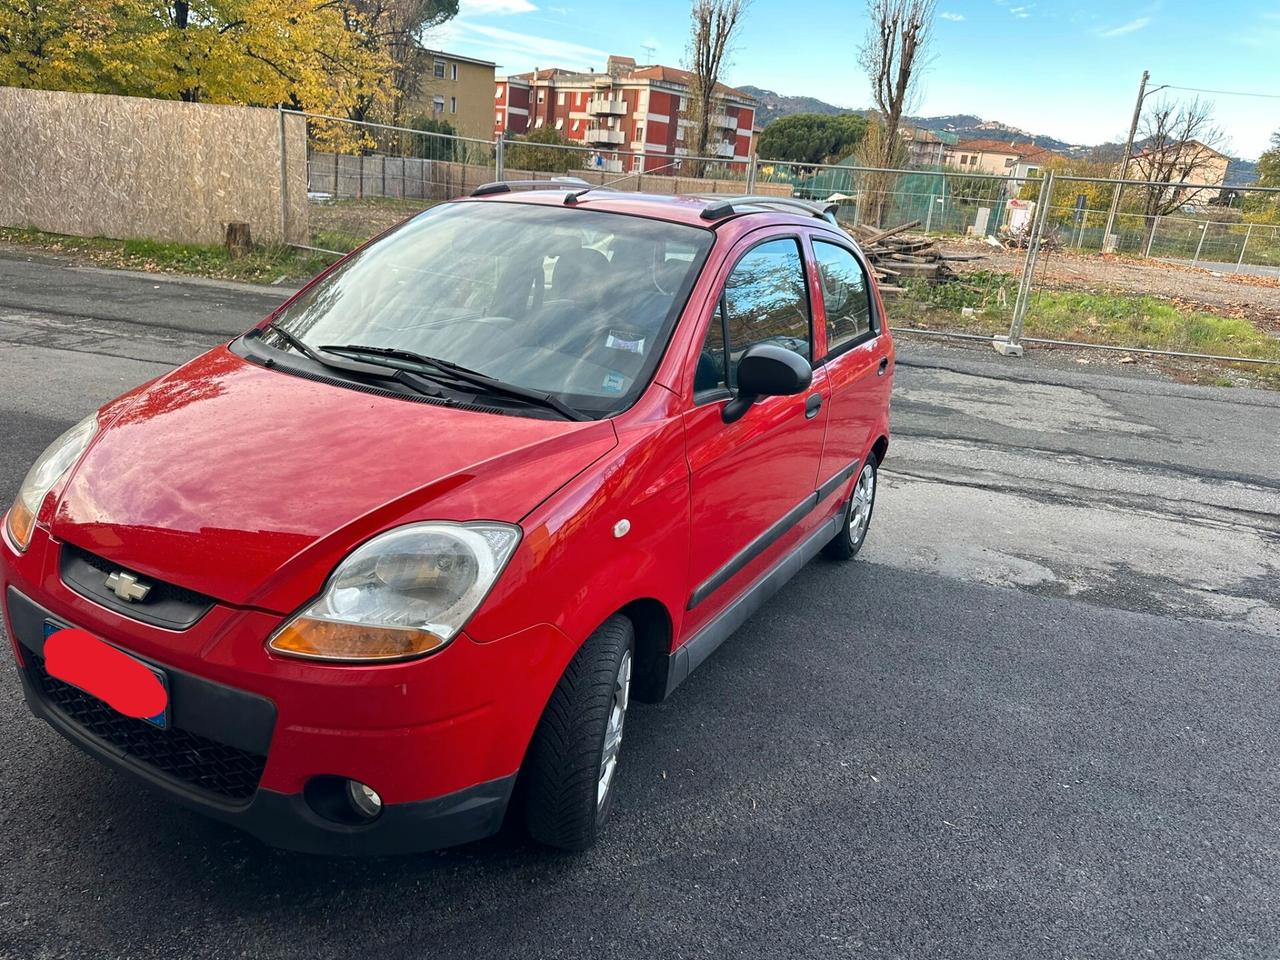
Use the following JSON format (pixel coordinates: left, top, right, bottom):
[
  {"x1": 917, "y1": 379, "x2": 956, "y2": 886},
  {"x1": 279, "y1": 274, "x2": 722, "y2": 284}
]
[{"x1": 8, "y1": 587, "x2": 516, "y2": 855}]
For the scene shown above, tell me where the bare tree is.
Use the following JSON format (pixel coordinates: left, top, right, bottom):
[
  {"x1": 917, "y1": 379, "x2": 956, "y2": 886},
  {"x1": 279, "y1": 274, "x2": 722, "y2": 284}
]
[
  {"x1": 859, "y1": 0, "x2": 934, "y2": 165},
  {"x1": 685, "y1": 0, "x2": 747, "y2": 171},
  {"x1": 857, "y1": 0, "x2": 933, "y2": 224},
  {"x1": 1130, "y1": 97, "x2": 1229, "y2": 220}
]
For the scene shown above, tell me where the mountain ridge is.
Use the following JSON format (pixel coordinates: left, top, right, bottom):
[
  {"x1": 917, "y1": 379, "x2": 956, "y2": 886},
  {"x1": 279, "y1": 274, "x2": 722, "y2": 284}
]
[{"x1": 739, "y1": 85, "x2": 1261, "y2": 170}]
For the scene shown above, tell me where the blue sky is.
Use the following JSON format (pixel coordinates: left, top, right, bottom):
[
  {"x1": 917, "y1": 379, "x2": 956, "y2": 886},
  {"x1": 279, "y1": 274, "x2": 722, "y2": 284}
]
[{"x1": 434, "y1": 0, "x2": 1279, "y2": 159}]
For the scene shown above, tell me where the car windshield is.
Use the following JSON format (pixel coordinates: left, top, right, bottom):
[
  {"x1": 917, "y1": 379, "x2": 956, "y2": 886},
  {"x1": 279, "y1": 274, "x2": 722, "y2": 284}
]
[{"x1": 264, "y1": 201, "x2": 714, "y2": 417}]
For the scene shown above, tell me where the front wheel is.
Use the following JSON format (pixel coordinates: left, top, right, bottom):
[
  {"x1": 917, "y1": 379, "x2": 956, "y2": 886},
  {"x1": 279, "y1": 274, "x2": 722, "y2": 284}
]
[
  {"x1": 523, "y1": 615, "x2": 634, "y2": 851},
  {"x1": 822, "y1": 453, "x2": 878, "y2": 561}
]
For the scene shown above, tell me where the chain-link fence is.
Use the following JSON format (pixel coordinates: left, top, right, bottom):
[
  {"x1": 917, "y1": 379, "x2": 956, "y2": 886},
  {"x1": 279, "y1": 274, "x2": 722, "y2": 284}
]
[{"x1": 285, "y1": 114, "x2": 1280, "y2": 376}]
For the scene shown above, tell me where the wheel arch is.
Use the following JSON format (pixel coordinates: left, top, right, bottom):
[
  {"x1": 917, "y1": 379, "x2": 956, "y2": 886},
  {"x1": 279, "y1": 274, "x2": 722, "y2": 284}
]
[
  {"x1": 871, "y1": 434, "x2": 889, "y2": 466},
  {"x1": 616, "y1": 597, "x2": 676, "y2": 704}
]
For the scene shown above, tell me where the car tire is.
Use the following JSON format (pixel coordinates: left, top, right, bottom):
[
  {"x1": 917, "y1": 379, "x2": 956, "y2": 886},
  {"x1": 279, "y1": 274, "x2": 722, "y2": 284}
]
[
  {"x1": 822, "y1": 452, "x2": 878, "y2": 562},
  {"x1": 523, "y1": 614, "x2": 635, "y2": 851}
]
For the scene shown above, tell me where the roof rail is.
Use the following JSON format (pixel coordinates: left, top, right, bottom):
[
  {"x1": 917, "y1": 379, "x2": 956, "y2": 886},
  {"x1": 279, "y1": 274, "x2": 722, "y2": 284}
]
[
  {"x1": 471, "y1": 177, "x2": 591, "y2": 198},
  {"x1": 697, "y1": 195, "x2": 841, "y2": 223}
]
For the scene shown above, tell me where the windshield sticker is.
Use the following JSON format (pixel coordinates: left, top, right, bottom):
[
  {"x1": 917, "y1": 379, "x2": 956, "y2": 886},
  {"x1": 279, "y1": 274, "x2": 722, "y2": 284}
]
[
  {"x1": 605, "y1": 330, "x2": 646, "y2": 354},
  {"x1": 602, "y1": 371, "x2": 627, "y2": 393}
]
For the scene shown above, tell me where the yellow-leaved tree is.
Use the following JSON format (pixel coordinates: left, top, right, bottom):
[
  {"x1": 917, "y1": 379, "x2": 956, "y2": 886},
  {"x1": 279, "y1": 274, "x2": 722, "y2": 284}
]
[{"x1": 0, "y1": 0, "x2": 426, "y2": 120}]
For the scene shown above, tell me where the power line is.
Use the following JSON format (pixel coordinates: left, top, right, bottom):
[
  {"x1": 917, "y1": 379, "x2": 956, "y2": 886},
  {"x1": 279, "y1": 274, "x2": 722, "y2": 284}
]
[{"x1": 1153, "y1": 83, "x2": 1280, "y2": 101}]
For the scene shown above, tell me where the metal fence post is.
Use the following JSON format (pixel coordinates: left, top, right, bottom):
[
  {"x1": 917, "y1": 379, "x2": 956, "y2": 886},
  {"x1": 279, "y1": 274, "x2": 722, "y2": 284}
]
[
  {"x1": 1236, "y1": 223, "x2": 1253, "y2": 274},
  {"x1": 1144, "y1": 216, "x2": 1158, "y2": 258},
  {"x1": 924, "y1": 193, "x2": 935, "y2": 233},
  {"x1": 495, "y1": 135, "x2": 505, "y2": 181},
  {"x1": 277, "y1": 106, "x2": 289, "y2": 243},
  {"x1": 746, "y1": 153, "x2": 758, "y2": 193},
  {"x1": 1192, "y1": 222, "x2": 1208, "y2": 266},
  {"x1": 1000, "y1": 170, "x2": 1055, "y2": 356}
]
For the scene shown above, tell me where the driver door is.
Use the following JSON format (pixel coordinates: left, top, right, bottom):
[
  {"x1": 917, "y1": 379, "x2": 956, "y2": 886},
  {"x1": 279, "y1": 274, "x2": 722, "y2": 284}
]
[{"x1": 682, "y1": 232, "x2": 830, "y2": 633}]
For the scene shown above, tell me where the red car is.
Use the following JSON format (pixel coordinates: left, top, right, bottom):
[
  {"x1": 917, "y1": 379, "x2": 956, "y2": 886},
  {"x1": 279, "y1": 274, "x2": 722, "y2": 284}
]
[{"x1": 1, "y1": 186, "x2": 893, "y2": 854}]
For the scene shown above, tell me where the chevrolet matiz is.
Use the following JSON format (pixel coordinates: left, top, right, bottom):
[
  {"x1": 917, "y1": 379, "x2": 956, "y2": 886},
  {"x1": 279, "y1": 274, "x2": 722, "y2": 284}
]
[{"x1": 1, "y1": 184, "x2": 893, "y2": 855}]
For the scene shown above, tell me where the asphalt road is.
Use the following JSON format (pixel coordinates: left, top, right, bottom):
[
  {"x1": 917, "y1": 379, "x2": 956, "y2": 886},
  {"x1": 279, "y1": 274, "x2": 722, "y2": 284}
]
[{"x1": 2, "y1": 249, "x2": 1279, "y2": 959}]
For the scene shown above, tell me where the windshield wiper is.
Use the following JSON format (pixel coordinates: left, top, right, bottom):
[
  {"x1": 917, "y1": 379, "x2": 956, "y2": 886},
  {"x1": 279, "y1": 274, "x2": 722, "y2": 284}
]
[
  {"x1": 319, "y1": 343, "x2": 591, "y2": 422},
  {"x1": 256, "y1": 323, "x2": 447, "y2": 399}
]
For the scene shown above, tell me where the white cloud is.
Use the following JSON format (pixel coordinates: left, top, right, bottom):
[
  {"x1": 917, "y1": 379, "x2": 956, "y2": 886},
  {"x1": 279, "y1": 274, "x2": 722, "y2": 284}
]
[
  {"x1": 1009, "y1": 5, "x2": 1031, "y2": 18},
  {"x1": 1098, "y1": 16, "x2": 1152, "y2": 37},
  {"x1": 445, "y1": 21, "x2": 608, "y2": 70},
  {"x1": 463, "y1": 0, "x2": 539, "y2": 13},
  {"x1": 940, "y1": 11, "x2": 965, "y2": 20}
]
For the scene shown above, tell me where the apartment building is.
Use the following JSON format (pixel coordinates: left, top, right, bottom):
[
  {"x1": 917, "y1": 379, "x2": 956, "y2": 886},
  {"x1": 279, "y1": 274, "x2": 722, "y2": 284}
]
[
  {"x1": 495, "y1": 55, "x2": 756, "y2": 173},
  {"x1": 402, "y1": 50, "x2": 498, "y2": 140}
]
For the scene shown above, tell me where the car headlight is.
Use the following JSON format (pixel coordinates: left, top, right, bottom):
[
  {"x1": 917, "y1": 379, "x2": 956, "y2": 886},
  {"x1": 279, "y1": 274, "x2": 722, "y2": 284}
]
[
  {"x1": 268, "y1": 522, "x2": 521, "y2": 662},
  {"x1": 5, "y1": 413, "x2": 98, "y2": 553}
]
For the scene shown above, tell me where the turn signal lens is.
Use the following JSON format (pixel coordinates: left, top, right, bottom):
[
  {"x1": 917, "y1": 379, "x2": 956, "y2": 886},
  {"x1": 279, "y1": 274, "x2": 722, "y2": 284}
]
[
  {"x1": 269, "y1": 617, "x2": 446, "y2": 662},
  {"x1": 4, "y1": 500, "x2": 36, "y2": 552}
]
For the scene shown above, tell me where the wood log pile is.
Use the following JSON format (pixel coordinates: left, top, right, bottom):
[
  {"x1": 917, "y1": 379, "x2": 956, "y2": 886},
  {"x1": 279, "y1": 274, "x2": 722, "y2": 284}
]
[{"x1": 840, "y1": 219, "x2": 986, "y2": 295}]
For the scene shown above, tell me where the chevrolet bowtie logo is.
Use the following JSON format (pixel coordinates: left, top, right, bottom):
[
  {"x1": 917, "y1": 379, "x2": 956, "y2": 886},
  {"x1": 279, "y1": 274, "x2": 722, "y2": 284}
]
[{"x1": 105, "y1": 571, "x2": 151, "y2": 603}]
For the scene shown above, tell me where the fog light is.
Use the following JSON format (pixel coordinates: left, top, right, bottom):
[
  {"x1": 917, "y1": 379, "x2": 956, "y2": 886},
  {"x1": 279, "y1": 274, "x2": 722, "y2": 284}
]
[{"x1": 346, "y1": 780, "x2": 382, "y2": 820}]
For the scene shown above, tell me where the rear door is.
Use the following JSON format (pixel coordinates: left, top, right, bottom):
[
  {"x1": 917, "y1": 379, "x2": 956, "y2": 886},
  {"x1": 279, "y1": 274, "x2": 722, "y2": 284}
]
[
  {"x1": 682, "y1": 231, "x2": 830, "y2": 629},
  {"x1": 807, "y1": 235, "x2": 888, "y2": 493}
]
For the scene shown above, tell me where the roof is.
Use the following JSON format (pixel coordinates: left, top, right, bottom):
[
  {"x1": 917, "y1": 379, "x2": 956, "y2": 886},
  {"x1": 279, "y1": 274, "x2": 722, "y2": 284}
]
[
  {"x1": 459, "y1": 188, "x2": 832, "y2": 230},
  {"x1": 628, "y1": 65, "x2": 754, "y2": 101},
  {"x1": 951, "y1": 138, "x2": 1057, "y2": 162},
  {"x1": 1133, "y1": 138, "x2": 1231, "y2": 162},
  {"x1": 420, "y1": 49, "x2": 496, "y2": 69}
]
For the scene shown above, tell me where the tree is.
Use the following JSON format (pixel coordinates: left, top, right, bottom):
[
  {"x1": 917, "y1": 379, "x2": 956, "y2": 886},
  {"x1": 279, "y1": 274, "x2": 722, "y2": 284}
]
[
  {"x1": 505, "y1": 127, "x2": 581, "y2": 174},
  {"x1": 1129, "y1": 97, "x2": 1229, "y2": 220},
  {"x1": 0, "y1": 0, "x2": 431, "y2": 120},
  {"x1": 756, "y1": 113, "x2": 869, "y2": 166},
  {"x1": 342, "y1": 0, "x2": 458, "y2": 123},
  {"x1": 407, "y1": 116, "x2": 456, "y2": 161},
  {"x1": 685, "y1": 0, "x2": 747, "y2": 169},
  {"x1": 850, "y1": 115, "x2": 908, "y2": 226},
  {"x1": 859, "y1": 0, "x2": 933, "y2": 167},
  {"x1": 1243, "y1": 130, "x2": 1279, "y2": 223},
  {"x1": 857, "y1": 0, "x2": 933, "y2": 224}
]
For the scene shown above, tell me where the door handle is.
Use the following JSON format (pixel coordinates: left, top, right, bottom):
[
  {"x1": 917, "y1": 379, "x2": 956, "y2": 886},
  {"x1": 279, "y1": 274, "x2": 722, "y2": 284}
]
[
  {"x1": 804, "y1": 393, "x2": 823, "y2": 419},
  {"x1": 877, "y1": 357, "x2": 890, "y2": 376}
]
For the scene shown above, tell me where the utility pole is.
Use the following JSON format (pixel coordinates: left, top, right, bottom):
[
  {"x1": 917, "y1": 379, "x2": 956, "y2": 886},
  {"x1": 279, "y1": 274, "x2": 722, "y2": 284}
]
[{"x1": 1102, "y1": 70, "x2": 1148, "y2": 252}]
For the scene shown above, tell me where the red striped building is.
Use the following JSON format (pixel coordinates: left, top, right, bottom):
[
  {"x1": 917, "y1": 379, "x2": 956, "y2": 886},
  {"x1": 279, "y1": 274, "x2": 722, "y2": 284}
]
[{"x1": 495, "y1": 55, "x2": 756, "y2": 174}]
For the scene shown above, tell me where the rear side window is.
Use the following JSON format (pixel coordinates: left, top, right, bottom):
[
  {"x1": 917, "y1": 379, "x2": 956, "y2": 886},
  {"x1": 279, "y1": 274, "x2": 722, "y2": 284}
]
[
  {"x1": 812, "y1": 240, "x2": 875, "y2": 355},
  {"x1": 695, "y1": 237, "x2": 811, "y2": 397}
]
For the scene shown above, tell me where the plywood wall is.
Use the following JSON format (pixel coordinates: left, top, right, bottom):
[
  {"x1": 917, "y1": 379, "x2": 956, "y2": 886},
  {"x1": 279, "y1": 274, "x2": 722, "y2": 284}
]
[{"x1": 0, "y1": 88, "x2": 308, "y2": 246}]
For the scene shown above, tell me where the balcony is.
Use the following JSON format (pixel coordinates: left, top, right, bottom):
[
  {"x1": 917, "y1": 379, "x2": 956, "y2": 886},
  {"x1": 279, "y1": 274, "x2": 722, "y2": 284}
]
[
  {"x1": 587, "y1": 97, "x2": 626, "y2": 115},
  {"x1": 713, "y1": 141, "x2": 735, "y2": 158},
  {"x1": 586, "y1": 127, "x2": 626, "y2": 145},
  {"x1": 710, "y1": 113, "x2": 735, "y2": 129}
]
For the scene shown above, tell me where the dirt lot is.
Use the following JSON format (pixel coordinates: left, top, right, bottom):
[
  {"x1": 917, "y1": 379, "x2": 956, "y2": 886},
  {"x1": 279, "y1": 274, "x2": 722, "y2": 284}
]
[{"x1": 943, "y1": 241, "x2": 1280, "y2": 332}]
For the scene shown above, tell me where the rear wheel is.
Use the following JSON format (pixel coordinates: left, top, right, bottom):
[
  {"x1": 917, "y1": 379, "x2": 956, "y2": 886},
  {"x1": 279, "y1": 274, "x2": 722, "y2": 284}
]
[
  {"x1": 822, "y1": 453, "x2": 878, "y2": 561},
  {"x1": 523, "y1": 615, "x2": 634, "y2": 851}
]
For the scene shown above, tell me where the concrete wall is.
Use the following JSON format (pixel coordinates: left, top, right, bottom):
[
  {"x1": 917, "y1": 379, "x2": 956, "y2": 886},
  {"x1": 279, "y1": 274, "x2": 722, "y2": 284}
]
[{"x1": 0, "y1": 88, "x2": 308, "y2": 246}]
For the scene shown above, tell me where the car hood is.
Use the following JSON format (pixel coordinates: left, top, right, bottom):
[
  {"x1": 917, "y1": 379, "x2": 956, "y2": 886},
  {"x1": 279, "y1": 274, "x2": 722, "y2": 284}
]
[{"x1": 51, "y1": 347, "x2": 618, "y2": 611}]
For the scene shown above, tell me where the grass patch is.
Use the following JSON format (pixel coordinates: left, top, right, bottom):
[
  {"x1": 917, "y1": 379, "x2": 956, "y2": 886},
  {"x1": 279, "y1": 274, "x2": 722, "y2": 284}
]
[
  {"x1": 894, "y1": 271, "x2": 1280, "y2": 364},
  {"x1": 0, "y1": 226, "x2": 336, "y2": 283}
]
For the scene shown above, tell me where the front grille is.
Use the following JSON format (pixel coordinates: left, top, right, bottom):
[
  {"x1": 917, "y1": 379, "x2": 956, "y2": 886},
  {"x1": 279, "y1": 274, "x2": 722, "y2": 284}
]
[
  {"x1": 60, "y1": 544, "x2": 216, "y2": 630},
  {"x1": 27, "y1": 652, "x2": 265, "y2": 803}
]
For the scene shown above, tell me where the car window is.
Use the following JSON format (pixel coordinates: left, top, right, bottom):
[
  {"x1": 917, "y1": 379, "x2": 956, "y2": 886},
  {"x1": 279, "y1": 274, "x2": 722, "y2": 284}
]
[
  {"x1": 694, "y1": 237, "x2": 811, "y2": 397},
  {"x1": 264, "y1": 203, "x2": 714, "y2": 417},
  {"x1": 812, "y1": 240, "x2": 875, "y2": 355}
]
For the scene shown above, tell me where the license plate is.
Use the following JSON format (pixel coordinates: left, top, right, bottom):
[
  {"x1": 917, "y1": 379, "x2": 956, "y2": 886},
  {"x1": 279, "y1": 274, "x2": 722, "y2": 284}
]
[{"x1": 43, "y1": 620, "x2": 170, "y2": 729}]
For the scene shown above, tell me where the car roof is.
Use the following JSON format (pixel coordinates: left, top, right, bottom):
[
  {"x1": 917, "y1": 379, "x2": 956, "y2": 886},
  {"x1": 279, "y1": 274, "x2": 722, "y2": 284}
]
[{"x1": 455, "y1": 188, "x2": 844, "y2": 234}]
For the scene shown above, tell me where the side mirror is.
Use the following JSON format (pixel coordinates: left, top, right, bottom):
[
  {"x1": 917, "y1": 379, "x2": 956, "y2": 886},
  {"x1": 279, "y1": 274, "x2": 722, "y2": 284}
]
[{"x1": 722, "y1": 343, "x2": 813, "y2": 424}]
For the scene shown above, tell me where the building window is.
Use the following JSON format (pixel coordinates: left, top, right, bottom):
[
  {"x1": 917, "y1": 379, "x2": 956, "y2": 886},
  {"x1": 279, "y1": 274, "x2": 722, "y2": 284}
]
[
  {"x1": 450, "y1": 96, "x2": 457, "y2": 114},
  {"x1": 555, "y1": 118, "x2": 564, "y2": 130},
  {"x1": 635, "y1": 124, "x2": 644, "y2": 143},
  {"x1": 557, "y1": 92, "x2": 566, "y2": 106},
  {"x1": 433, "y1": 60, "x2": 446, "y2": 79},
  {"x1": 573, "y1": 119, "x2": 581, "y2": 132},
  {"x1": 678, "y1": 96, "x2": 687, "y2": 111},
  {"x1": 496, "y1": 111, "x2": 503, "y2": 124},
  {"x1": 537, "y1": 90, "x2": 545, "y2": 103},
  {"x1": 495, "y1": 86, "x2": 502, "y2": 100},
  {"x1": 451, "y1": 64, "x2": 458, "y2": 81},
  {"x1": 535, "y1": 116, "x2": 544, "y2": 128},
  {"x1": 433, "y1": 95, "x2": 445, "y2": 114}
]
